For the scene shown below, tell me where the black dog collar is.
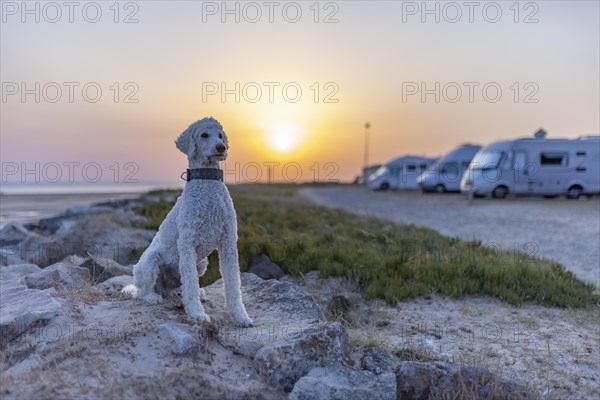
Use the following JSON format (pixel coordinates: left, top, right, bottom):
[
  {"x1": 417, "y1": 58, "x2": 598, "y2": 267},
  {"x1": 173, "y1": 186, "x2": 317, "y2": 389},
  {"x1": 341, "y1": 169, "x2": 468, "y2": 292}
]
[{"x1": 180, "y1": 168, "x2": 224, "y2": 182}]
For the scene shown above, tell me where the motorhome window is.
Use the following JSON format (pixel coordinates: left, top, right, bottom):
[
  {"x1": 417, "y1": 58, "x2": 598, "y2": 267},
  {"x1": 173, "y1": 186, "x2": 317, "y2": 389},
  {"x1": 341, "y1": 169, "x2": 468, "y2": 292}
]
[
  {"x1": 540, "y1": 153, "x2": 568, "y2": 166},
  {"x1": 406, "y1": 165, "x2": 416, "y2": 173},
  {"x1": 576, "y1": 151, "x2": 586, "y2": 156},
  {"x1": 471, "y1": 150, "x2": 505, "y2": 169},
  {"x1": 420, "y1": 164, "x2": 427, "y2": 171}
]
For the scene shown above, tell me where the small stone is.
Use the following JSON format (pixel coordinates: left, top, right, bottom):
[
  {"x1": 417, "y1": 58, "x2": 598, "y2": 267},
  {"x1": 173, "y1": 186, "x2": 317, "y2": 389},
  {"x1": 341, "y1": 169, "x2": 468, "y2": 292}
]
[
  {"x1": 246, "y1": 253, "x2": 285, "y2": 280},
  {"x1": 157, "y1": 323, "x2": 199, "y2": 354}
]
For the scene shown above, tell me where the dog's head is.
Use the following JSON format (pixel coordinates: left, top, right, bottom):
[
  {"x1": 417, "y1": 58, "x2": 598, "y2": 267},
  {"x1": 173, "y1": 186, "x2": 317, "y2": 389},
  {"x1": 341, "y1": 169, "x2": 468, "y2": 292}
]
[{"x1": 175, "y1": 117, "x2": 229, "y2": 166}]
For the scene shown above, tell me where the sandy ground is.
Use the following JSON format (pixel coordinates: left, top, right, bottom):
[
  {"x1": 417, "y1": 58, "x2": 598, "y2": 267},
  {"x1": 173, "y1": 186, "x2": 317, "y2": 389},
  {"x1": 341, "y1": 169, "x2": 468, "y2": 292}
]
[
  {"x1": 300, "y1": 186, "x2": 600, "y2": 287},
  {"x1": 286, "y1": 272, "x2": 600, "y2": 400}
]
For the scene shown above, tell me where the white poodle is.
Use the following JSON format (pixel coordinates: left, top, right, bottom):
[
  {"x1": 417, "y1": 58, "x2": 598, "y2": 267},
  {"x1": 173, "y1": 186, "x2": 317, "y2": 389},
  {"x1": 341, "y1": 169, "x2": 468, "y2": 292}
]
[{"x1": 124, "y1": 117, "x2": 253, "y2": 327}]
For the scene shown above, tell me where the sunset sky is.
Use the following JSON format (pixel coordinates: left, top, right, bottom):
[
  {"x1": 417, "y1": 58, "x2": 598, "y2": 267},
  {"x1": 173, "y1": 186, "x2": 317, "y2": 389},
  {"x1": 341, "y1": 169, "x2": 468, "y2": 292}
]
[{"x1": 1, "y1": 1, "x2": 599, "y2": 189}]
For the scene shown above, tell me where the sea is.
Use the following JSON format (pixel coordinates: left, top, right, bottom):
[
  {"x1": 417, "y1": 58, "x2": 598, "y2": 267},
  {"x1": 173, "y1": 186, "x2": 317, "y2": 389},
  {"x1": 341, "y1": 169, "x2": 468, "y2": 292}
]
[{"x1": 0, "y1": 182, "x2": 184, "y2": 227}]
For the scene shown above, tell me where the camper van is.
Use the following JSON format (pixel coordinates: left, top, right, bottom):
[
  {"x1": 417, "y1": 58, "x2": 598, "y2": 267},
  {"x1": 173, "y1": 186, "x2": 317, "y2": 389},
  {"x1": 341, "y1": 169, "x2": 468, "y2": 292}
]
[
  {"x1": 417, "y1": 144, "x2": 481, "y2": 193},
  {"x1": 368, "y1": 156, "x2": 437, "y2": 190},
  {"x1": 460, "y1": 135, "x2": 600, "y2": 199}
]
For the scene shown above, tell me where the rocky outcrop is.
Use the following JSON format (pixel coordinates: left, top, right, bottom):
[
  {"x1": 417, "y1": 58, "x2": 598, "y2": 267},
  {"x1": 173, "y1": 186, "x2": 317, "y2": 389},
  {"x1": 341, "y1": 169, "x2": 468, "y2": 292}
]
[
  {"x1": 395, "y1": 361, "x2": 534, "y2": 400},
  {"x1": 206, "y1": 273, "x2": 326, "y2": 358},
  {"x1": 0, "y1": 263, "x2": 41, "y2": 282},
  {"x1": 0, "y1": 222, "x2": 35, "y2": 246},
  {"x1": 290, "y1": 365, "x2": 396, "y2": 400},
  {"x1": 0, "y1": 279, "x2": 62, "y2": 347},
  {"x1": 254, "y1": 323, "x2": 351, "y2": 392},
  {"x1": 21, "y1": 262, "x2": 90, "y2": 290},
  {"x1": 17, "y1": 213, "x2": 154, "y2": 267}
]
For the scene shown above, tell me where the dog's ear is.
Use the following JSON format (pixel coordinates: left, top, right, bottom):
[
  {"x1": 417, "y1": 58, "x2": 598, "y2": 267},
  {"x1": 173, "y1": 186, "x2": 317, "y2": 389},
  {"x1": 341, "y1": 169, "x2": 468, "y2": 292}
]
[{"x1": 175, "y1": 126, "x2": 198, "y2": 159}]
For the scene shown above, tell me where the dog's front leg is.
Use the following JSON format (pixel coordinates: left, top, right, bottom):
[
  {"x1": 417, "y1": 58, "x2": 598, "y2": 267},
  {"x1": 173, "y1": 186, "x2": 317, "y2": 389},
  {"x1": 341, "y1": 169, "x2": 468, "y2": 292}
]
[
  {"x1": 218, "y1": 234, "x2": 253, "y2": 327},
  {"x1": 177, "y1": 234, "x2": 210, "y2": 322}
]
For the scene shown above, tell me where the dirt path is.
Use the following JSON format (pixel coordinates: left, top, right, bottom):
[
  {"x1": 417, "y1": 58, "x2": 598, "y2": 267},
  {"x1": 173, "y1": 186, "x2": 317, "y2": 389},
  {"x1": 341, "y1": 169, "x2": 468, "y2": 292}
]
[{"x1": 300, "y1": 186, "x2": 600, "y2": 286}]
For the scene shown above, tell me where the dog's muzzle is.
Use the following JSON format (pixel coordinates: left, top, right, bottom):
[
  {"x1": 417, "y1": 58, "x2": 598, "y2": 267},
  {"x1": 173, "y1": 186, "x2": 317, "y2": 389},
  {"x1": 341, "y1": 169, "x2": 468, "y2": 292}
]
[{"x1": 181, "y1": 168, "x2": 224, "y2": 182}]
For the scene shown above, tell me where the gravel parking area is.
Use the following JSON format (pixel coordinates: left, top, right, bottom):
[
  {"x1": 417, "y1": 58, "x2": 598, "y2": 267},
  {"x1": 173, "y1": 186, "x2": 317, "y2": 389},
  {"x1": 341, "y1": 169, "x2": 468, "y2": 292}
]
[{"x1": 300, "y1": 186, "x2": 600, "y2": 287}]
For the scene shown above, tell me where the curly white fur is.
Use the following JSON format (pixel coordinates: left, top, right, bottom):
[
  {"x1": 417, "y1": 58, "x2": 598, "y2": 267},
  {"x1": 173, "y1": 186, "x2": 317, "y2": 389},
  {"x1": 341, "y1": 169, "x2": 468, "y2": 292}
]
[{"x1": 123, "y1": 117, "x2": 253, "y2": 327}]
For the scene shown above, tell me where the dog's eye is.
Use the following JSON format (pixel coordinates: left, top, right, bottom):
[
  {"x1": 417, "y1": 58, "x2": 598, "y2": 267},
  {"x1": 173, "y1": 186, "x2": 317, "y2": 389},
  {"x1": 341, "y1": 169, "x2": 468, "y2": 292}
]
[
  {"x1": 201, "y1": 132, "x2": 209, "y2": 139},
  {"x1": 218, "y1": 133, "x2": 223, "y2": 139}
]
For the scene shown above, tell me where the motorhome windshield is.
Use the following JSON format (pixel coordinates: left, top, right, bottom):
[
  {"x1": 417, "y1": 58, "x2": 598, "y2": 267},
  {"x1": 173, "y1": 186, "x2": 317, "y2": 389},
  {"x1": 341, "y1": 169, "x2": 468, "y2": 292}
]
[
  {"x1": 372, "y1": 166, "x2": 389, "y2": 178},
  {"x1": 470, "y1": 150, "x2": 504, "y2": 170},
  {"x1": 426, "y1": 161, "x2": 440, "y2": 171}
]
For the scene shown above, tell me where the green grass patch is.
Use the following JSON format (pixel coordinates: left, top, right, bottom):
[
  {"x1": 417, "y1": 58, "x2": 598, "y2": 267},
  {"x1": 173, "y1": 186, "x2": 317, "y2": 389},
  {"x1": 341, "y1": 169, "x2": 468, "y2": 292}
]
[{"x1": 134, "y1": 184, "x2": 598, "y2": 308}]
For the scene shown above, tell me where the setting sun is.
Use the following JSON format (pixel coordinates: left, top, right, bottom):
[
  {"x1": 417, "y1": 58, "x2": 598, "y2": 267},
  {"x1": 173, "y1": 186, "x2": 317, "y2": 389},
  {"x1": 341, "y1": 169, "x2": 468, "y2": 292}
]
[{"x1": 267, "y1": 125, "x2": 301, "y2": 153}]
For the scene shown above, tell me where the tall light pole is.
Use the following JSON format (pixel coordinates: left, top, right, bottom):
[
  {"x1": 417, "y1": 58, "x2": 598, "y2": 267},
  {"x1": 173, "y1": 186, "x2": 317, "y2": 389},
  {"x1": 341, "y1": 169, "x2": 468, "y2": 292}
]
[
  {"x1": 363, "y1": 122, "x2": 371, "y2": 185},
  {"x1": 364, "y1": 122, "x2": 370, "y2": 169}
]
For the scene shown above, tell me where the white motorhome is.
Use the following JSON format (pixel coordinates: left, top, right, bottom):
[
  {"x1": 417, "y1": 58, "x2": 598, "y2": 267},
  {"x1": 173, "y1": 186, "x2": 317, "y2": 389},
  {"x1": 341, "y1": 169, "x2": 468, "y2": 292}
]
[
  {"x1": 368, "y1": 156, "x2": 437, "y2": 191},
  {"x1": 417, "y1": 144, "x2": 482, "y2": 193},
  {"x1": 460, "y1": 134, "x2": 600, "y2": 199}
]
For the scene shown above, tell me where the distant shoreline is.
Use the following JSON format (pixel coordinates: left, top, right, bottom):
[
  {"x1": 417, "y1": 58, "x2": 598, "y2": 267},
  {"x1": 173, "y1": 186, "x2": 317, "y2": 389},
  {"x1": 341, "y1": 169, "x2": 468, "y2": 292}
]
[{"x1": 0, "y1": 192, "x2": 150, "y2": 228}]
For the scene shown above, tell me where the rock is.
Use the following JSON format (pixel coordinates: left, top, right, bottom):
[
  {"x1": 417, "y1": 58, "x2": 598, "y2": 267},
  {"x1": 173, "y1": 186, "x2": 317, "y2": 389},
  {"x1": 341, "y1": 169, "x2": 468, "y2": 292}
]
[
  {"x1": 356, "y1": 347, "x2": 400, "y2": 375},
  {"x1": 80, "y1": 257, "x2": 132, "y2": 283},
  {"x1": 0, "y1": 248, "x2": 23, "y2": 266},
  {"x1": 21, "y1": 262, "x2": 90, "y2": 290},
  {"x1": 0, "y1": 222, "x2": 34, "y2": 245},
  {"x1": 157, "y1": 323, "x2": 200, "y2": 354},
  {"x1": 0, "y1": 263, "x2": 42, "y2": 281},
  {"x1": 0, "y1": 279, "x2": 62, "y2": 347},
  {"x1": 246, "y1": 253, "x2": 285, "y2": 280},
  {"x1": 61, "y1": 254, "x2": 87, "y2": 266},
  {"x1": 95, "y1": 275, "x2": 133, "y2": 296},
  {"x1": 289, "y1": 364, "x2": 396, "y2": 400},
  {"x1": 207, "y1": 273, "x2": 326, "y2": 358},
  {"x1": 254, "y1": 322, "x2": 351, "y2": 392},
  {"x1": 395, "y1": 361, "x2": 534, "y2": 400},
  {"x1": 19, "y1": 213, "x2": 155, "y2": 267}
]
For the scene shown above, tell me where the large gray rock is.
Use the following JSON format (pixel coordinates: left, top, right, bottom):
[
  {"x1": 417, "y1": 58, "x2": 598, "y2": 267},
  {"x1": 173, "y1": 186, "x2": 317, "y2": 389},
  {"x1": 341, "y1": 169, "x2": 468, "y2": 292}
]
[
  {"x1": 290, "y1": 365, "x2": 396, "y2": 400},
  {"x1": 206, "y1": 273, "x2": 326, "y2": 358},
  {"x1": 0, "y1": 247, "x2": 24, "y2": 266},
  {"x1": 21, "y1": 262, "x2": 90, "y2": 290},
  {"x1": 19, "y1": 213, "x2": 155, "y2": 267},
  {"x1": 80, "y1": 257, "x2": 131, "y2": 283},
  {"x1": 95, "y1": 275, "x2": 133, "y2": 296},
  {"x1": 395, "y1": 361, "x2": 534, "y2": 400},
  {"x1": 0, "y1": 263, "x2": 41, "y2": 281},
  {"x1": 254, "y1": 322, "x2": 351, "y2": 392},
  {"x1": 157, "y1": 322, "x2": 200, "y2": 354},
  {"x1": 0, "y1": 279, "x2": 62, "y2": 346},
  {"x1": 0, "y1": 222, "x2": 34, "y2": 245},
  {"x1": 246, "y1": 253, "x2": 285, "y2": 280}
]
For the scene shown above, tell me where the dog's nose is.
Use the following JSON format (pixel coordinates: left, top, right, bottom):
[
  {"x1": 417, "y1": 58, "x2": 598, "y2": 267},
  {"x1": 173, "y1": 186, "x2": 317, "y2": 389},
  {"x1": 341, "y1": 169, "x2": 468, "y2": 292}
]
[{"x1": 216, "y1": 144, "x2": 226, "y2": 154}]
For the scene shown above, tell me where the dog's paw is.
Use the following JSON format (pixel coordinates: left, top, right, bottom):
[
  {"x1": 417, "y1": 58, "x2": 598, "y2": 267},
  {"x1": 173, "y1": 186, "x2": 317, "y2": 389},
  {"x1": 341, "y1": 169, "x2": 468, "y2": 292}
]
[
  {"x1": 121, "y1": 284, "x2": 138, "y2": 296},
  {"x1": 136, "y1": 292, "x2": 163, "y2": 304},
  {"x1": 198, "y1": 288, "x2": 207, "y2": 302},
  {"x1": 187, "y1": 310, "x2": 211, "y2": 324},
  {"x1": 234, "y1": 315, "x2": 254, "y2": 328}
]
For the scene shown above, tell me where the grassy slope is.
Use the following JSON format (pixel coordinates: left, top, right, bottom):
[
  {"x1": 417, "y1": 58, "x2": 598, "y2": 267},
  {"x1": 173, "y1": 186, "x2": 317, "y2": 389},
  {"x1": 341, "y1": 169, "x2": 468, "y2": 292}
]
[{"x1": 135, "y1": 184, "x2": 598, "y2": 308}]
